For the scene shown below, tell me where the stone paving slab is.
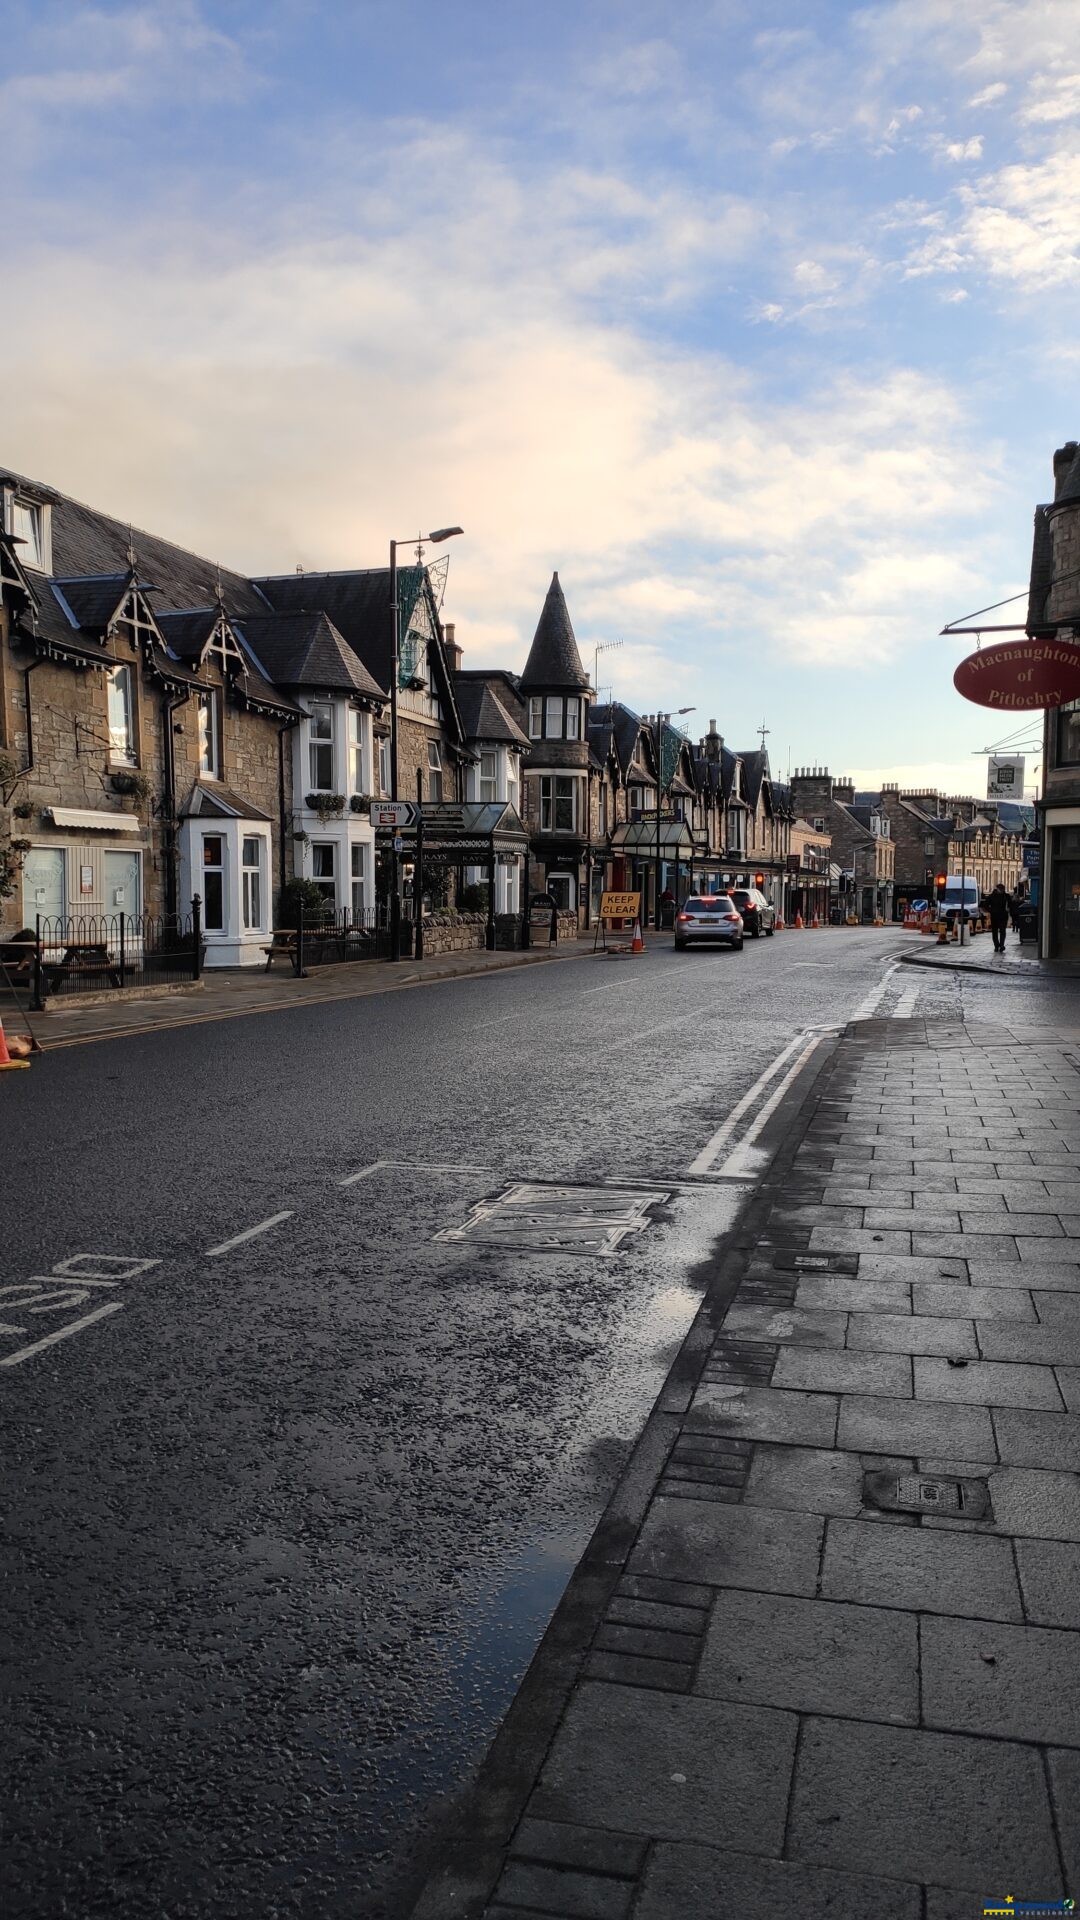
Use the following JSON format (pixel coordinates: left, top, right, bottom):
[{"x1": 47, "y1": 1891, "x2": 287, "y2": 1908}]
[
  {"x1": 786, "y1": 1718, "x2": 1062, "y2": 1893},
  {"x1": 696, "y1": 1589, "x2": 919, "y2": 1724},
  {"x1": 992, "y1": 1406, "x2": 1080, "y2": 1470},
  {"x1": 529, "y1": 1684, "x2": 797, "y2": 1853},
  {"x1": 846, "y1": 1311, "x2": 978, "y2": 1356},
  {"x1": 922, "y1": 1614, "x2": 1080, "y2": 1746},
  {"x1": 913, "y1": 1354, "x2": 1064, "y2": 1409},
  {"x1": 820, "y1": 1516, "x2": 1023, "y2": 1619},
  {"x1": 633, "y1": 1844, "x2": 922, "y2": 1920},
  {"x1": 630, "y1": 1498, "x2": 823, "y2": 1594},
  {"x1": 836, "y1": 1391, "x2": 997, "y2": 1457}
]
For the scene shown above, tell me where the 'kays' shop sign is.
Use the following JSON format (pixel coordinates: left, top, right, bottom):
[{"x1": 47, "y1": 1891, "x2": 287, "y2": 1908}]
[{"x1": 953, "y1": 636, "x2": 1080, "y2": 710}]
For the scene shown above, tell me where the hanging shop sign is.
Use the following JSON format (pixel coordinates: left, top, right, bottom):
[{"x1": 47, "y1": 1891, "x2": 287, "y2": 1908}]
[
  {"x1": 953, "y1": 637, "x2": 1080, "y2": 711},
  {"x1": 987, "y1": 754, "x2": 1025, "y2": 798}
]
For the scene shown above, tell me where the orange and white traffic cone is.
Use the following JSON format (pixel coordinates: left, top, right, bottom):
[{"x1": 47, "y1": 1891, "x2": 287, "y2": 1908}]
[
  {"x1": 631, "y1": 918, "x2": 645, "y2": 955},
  {"x1": 0, "y1": 1017, "x2": 31, "y2": 1072},
  {"x1": 775, "y1": 915, "x2": 785, "y2": 931},
  {"x1": 794, "y1": 911, "x2": 804, "y2": 929}
]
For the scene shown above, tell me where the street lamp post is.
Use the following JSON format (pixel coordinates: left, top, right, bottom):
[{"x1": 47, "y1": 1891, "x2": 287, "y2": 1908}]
[
  {"x1": 654, "y1": 707, "x2": 696, "y2": 931},
  {"x1": 388, "y1": 525, "x2": 463, "y2": 960}
]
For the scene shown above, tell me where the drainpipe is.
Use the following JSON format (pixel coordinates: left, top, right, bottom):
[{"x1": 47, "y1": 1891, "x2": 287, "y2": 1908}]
[
  {"x1": 277, "y1": 720, "x2": 295, "y2": 899},
  {"x1": 20, "y1": 654, "x2": 45, "y2": 772},
  {"x1": 162, "y1": 689, "x2": 189, "y2": 920}
]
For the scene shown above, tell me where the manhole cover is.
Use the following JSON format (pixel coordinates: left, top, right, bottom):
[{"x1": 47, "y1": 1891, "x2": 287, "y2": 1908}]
[
  {"x1": 863, "y1": 1470, "x2": 992, "y2": 1520},
  {"x1": 435, "y1": 1183, "x2": 669, "y2": 1255}
]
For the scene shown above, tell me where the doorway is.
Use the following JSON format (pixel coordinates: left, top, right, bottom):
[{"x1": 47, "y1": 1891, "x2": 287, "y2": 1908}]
[{"x1": 1051, "y1": 854, "x2": 1080, "y2": 960}]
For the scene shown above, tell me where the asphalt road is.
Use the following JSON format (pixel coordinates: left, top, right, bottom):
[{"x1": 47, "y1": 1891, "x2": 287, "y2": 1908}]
[{"x1": 2, "y1": 927, "x2": 924, "y2": 1918}]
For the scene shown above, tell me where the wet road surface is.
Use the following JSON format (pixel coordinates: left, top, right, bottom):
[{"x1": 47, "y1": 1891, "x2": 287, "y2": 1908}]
[{"x1": 3, "y1": 929, "x2": 923, "y2": 1917}]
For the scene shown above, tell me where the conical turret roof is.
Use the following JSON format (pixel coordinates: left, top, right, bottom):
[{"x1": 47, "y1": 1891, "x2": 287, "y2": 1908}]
[{"x1": 520, "y1": 571, "x2": 589, "y2": 690}]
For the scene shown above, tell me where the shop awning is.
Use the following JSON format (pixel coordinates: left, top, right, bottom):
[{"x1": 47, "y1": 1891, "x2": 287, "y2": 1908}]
[
  {"x1": 45, "y1": 807, "x2": 141, "y2": 833},
  {"x1": 611, "y1": 819, "x2": 695, "y2": 856}
]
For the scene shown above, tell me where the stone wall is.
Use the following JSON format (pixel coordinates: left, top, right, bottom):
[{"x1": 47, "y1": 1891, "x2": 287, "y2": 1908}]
[{"x1": 1049, "y1": 503, "x2": 1080, "y2": 625}]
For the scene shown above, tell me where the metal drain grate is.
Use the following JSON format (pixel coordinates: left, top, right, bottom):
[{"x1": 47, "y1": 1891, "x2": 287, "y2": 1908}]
[
  {"x1": 434, "y1": 1182, "x2": 669, "y2": 1255},
  {"x1": 863, "y1": 1469, "x2": 992, "y2": 1520},
  {"x1": 703, "y1": 1337, "x2": 779, "y2": 1387}
]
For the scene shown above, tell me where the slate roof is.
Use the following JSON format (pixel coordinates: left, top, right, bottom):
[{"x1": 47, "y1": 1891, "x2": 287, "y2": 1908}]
[
  {"x1": 252, "y1": 568, "x2": 398, "y2": 690},
  {"x1": 737, "y1": 750, "x2": 770, "y2": 811},
  {"x1": 453, "y1": 676, "x2": 529, "y2": 747},
  {"x1": 52, "y1": 573, "x2": 131, "y2": 632},
  {"x1": 155, "y1": 608, "x2": 218, "y2": 661},
  {"x1": 178, "y1": 781, "x2": 273, "y2": 822},
  {"x1": 591, "y1": 701, "x2": 650, "y2": 779},
  {"x1": 520, "y1": 572, "x2": 589, "y2": 690},
  {"x1": 1028, "y1": 505, "x2": 1055, "y2": 630},
  {"x1": 235, "y1": 610, "x2": 385, "y2": 699},
  {"x1": 0, "y1": 465, "x2": 266, "y2": 617}
]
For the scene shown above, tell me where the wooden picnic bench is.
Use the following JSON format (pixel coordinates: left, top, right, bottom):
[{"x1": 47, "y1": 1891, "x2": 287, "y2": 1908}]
[
  {"x1": 263, "y1": 924, "x2": 378, "y2": 972},
  {"x1": 42, "y1": 942, "x2": 123, "y2": 993}
]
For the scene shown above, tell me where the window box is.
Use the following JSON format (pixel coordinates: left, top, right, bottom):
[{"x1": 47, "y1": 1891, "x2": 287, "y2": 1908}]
[
  {"x1": 305, "y1": 791, "x2": 346, "y2": 821},
  {"x1": 349, "y1": 794, "x2": 371, "y2": 814}
]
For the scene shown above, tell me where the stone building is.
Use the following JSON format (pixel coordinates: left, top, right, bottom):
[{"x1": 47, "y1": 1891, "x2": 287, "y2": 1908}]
[
  {"x1": 515, "y1": 573, "x2": 593, "y2": 914},
  {"x1": 1028, "y1": 440, "x2": 1080, "y2": 958},
  {"x1": 876, "y1": 786, "x2": 1023, "y2": 916},
  {"x1": 789, "y1": 767, "x2": 894, "y2": 921},
  {"x1": 0, "y1": 468, "x2": 300, "y2": 966}
]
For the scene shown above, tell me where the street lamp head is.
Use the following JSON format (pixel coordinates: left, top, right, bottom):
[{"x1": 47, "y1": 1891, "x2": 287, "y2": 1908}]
[
  {"x1": 427, "y1": 526, "x2": 464, "y2": 544},
  {"x1": 676, "y1": 705, "x2": 696, "y2": 716}
]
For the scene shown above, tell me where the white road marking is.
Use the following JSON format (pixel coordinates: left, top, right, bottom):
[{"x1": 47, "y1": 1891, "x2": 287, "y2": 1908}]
[
  {"x1": 205, "y1": 1212, "x2": 294, "y2": 1256},
  {"x1": 338, "y1": 1161, "x2": 386, "y2": 1187},
  {"x1": 686, "y1": 1029, "x2": 815, "y2": 1176},
  {"x1": 582, "y1": 979, "x2": 646, "y2": 995},
  {"x1": 852, "y1": 961, "x2": 901, "y2": 1021},
  {"x1": 0, "y1": 1301, "x2": 125, "y2": 1368},
  {"x1": 894, "y1": 981, "x2": 920, "y2": 1019},
  {"x1": 715, "y1": 1034, "x2": 825, "y2": 1178},
  {"x1": 51, "y1": 1254, "x2": 159, "y2": 1279}
]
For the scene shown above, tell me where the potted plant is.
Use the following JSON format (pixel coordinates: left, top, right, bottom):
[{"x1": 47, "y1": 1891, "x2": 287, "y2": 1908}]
[
  {"x1": 111, "y1": 768, "x2": 152, "y2": 803},
  {"x1": 349, "y1": 794, "x2": 371, "y2": 814},
  {"x1": 12, "y1": 801, "x2": 34, "y2": 820},
  {"x1": 305, "y1": 791, "x2": 346, "y2": 823}
]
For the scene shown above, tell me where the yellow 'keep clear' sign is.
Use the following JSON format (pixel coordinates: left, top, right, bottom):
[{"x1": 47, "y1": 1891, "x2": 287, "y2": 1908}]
[{"x1": 599, "y1": 891, "x2": 642, "y2": 921}]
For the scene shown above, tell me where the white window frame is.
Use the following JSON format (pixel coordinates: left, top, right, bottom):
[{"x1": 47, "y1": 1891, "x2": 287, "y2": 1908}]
[
  {"x1": 241, "y1": 835, "x2": 264, "y2": 931},
  {"x1": 202, "y1": 833, "x2": 226, "y2": 932},
  {"x1": 11, "y1": 498, "x2": 45, "y2": 570},
  {"x1": 428, "y1": 738, "x2": 443, "y2": 802},
  {"x1": 310, "y1": 840, "x2": 337, "y2": 907},
  {"x1": 528, "y1": 697, "x2": 542, "y2": 738},
  {"x1": 308, "y1": 701, "x2": 336, "y2": 792},
  {"x1": 565, "y1": 699, "x2": 580, "y2": 741},
  {"x1": 379, "y1": 737, "x2": 391, "y2": 796},
  {"x1": 198, "y1": 688, "x2": 220, "y2": 778},
  {"x1": 107, "y1": 664, "x2": 136, "y2": 766},
  {"x1": 479, "y1": 749, "x2": 498, "y2": 802},
  {"x1": 545, "y1": 695, "x2": 563, "y2": 739},
  {"x1": 350, "y1": 843, "x2": 366, "y2": 918},
  {"x1": 540, "y1": 774, "x2": 577, "y2": 833},
  {"x1": 347, "y1": 707, "x2": 365, "y2": 794}
]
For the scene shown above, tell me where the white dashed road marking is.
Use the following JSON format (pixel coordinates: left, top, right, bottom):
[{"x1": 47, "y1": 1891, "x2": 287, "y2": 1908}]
[{"x1": 205, "y1": 1212, "x2": 294, "y2": 1256}]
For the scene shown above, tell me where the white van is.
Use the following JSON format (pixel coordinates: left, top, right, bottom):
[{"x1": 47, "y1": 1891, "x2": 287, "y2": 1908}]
[{"x1": 940, "y1": 877, "x2": 981, "y2": 924}]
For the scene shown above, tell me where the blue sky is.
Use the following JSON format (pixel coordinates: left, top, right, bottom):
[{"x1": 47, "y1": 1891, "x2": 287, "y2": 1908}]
[{"x1": 4, "y1": 0, "x2": 1078, "y2": 794}]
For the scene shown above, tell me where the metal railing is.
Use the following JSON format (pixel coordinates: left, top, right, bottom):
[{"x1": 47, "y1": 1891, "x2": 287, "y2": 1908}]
[
  {"x1": 22, "y1": 901, "x2": 203, "y2": 1007},
  {"x1": 290, "y1": 903, "x2": 395, "y2": 971}
]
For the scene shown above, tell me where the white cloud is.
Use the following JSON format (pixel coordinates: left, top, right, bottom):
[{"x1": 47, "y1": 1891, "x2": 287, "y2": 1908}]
[
  {"x1": 969, "y1": 82, "x2": 1008, "y2": 107},
  {"x1": 1021, "y1": 70, "x2": 1080, "y2": 122},
  {"x1": 943, "y1": 136, "x2": 984, "y2": 161},
  {"x1": 0, "y1": 1, "x2": 253, "y2": 126}
]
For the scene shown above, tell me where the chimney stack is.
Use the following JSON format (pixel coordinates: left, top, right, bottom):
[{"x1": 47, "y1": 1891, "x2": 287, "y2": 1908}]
[
  {"x1": 440, "y1": 620, "x2": 462, "y2": 672},
  {"x1": 1054, "y1": 444, "x2": 1079, "y2": 500}
]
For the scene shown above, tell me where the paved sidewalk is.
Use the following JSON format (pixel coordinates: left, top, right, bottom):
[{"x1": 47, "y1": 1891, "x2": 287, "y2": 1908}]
[
  {"x1": 903, "y1": 934, "x2": 1054, "y2": 978},
  {"x1": 0, "y1": 937, "x2": 596, "y2": 1050},
  {"x1": 416, "y1": 1014, "x2": 1080, "y2": 1919}
]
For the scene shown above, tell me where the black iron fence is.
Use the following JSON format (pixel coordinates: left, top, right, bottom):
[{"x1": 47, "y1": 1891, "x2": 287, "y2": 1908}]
[
  {"x1": 7, "y1": 904, "x2": 205, "y2": 1008},
  {"x1": 288, "y1": 903, "x2": 394, "y2": 971}
]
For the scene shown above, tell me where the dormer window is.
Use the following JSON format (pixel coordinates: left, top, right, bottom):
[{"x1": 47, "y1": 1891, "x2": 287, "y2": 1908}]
[{"x1": 11, "y1": 497, "x2": 47, "y2": 570}]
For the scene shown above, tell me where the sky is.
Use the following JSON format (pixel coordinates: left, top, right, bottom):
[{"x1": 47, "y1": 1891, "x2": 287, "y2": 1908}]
[{"x1": 3, "y1": 0, "x2": 1078, "y2": 799}]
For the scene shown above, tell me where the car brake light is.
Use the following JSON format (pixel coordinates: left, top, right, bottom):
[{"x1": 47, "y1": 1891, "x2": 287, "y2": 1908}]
[{"x1": 677, "y1": 913, "x2": 691, "y2": 923}]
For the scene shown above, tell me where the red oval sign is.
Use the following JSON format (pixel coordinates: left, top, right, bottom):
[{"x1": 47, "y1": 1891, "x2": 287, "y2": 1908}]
[{"x1": 953, "y1": 636, "x2": 1080, "y2": 711}]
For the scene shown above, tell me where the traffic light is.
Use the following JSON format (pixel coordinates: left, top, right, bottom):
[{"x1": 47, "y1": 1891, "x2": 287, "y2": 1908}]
[
  {"x1": 754, "y1": 872, "x2": 765, "y2": 888},
  {"x1": 935, "y1": 873, "x2": 947, "y2": 891}
]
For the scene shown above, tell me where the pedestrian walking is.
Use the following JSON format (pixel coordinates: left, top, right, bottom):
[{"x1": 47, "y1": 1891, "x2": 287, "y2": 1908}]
[{"x1": 987, "y1": 882, "x2": 1011, "y2": 954}]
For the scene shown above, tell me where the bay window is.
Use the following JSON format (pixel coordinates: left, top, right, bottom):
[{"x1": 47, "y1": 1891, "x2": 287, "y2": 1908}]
[
  {"x1": 528, "y1": 697, "x2": 542, "y2": 738},
  {"x1": 311, "y1": 842, "x2": 337, "y2": 906},
  {"x1": 351, "y1": 844, "x2": 366, "y2": 917},
  {"x1": 241, "y1": 836, "x2": 263, "y2": 930},
  {"x1": 348, "y1": 708, "x2": 365, "y2": 793},
  {"x1": 202, "y1": 835, "x2": 225, "y2": 931},
  {"x1": 308, "y1": 701, "x2": 335, "y2": 790},
  {"x1": 540, "y1": 774, "x2": 576, "y2": 833},
  {"x1": 479, "y1": 750, "x2": 498, "y2": 802}
]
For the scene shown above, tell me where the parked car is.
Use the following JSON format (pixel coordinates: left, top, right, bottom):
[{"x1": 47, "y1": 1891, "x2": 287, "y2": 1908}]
[
  {"x1": 674, "y1": 895, "x2": 744, "y2": 951},
  {"x1": 729, "y1": 887, "x2": 776, "y2": 937}
]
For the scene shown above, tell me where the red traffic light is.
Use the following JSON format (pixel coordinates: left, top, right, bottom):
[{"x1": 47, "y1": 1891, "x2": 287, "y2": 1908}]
[
  {"x1": 935, "y1": 873, "x2": 947, "y2": 889},
  {"x1": 754, "y1": 872, "x2": 765, "y2": 887}
]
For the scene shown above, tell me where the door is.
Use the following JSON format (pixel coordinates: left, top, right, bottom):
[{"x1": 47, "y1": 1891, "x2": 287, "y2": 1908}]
[
  {"x1": 103, "y1": 849, "x2": 141, "y2": 916},
  {"x1": 22, "y1": 847, "x2": 65, "y2": 929},
  {"x1": 1052, "y1": 858, "x2": 1080, "y2": 960}
]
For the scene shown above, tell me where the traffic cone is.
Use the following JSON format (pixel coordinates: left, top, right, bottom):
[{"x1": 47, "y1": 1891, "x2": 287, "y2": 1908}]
[
  {"x1": 811, "y1": 913, "x2": 820, "y2": 929},
  {"x1": 631, "y1": 918, "x2": 645, "y2": 954},
  {"x1": 794, "y1": 911, "x2": 804, "y2": 929},
  {"x1": 0, "y1": 1017, "x2": 30, "y2": 1072},
  {"x1": 775, "y1": 915, "x2": 785, "y2": 930}
]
